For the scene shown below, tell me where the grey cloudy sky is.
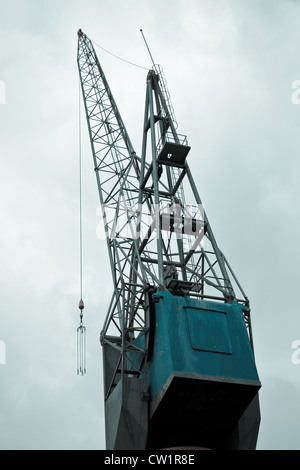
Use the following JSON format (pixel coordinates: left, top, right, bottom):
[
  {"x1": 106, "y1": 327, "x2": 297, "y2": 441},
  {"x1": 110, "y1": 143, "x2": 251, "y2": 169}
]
[{"x1": 1, "y1": 0, "x2": 300, "y2": 450}]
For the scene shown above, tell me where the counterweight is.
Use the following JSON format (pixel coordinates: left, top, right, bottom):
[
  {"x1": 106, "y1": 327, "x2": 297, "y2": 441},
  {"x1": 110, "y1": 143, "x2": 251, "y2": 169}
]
[{"x1": 77, "y1": 29, "x2": 261, "y2": 450}]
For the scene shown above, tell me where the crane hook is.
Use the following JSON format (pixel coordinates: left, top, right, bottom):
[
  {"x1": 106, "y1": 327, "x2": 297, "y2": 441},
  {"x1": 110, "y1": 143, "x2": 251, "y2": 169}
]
[{"x1": 77, "y1": 298, "x2": 86, "y2": 375}]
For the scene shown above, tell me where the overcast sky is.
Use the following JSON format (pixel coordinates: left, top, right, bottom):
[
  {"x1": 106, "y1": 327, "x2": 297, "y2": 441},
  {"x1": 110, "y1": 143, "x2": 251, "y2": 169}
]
[{"x1": 1, "y1": 0, "x2": 300, "y2": 450}]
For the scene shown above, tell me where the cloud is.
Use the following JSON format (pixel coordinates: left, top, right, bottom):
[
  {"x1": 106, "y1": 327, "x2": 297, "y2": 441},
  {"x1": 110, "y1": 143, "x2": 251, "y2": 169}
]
[{"x1": 0, "y1": 0, "x2": 300, "y2": 450}]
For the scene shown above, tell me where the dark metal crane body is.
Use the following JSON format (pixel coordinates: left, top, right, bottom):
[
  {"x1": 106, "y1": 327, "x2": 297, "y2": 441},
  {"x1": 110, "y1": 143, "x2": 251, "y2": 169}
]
[{"x1": 77, "y1": 30, "x2": 261, "y2": 450}]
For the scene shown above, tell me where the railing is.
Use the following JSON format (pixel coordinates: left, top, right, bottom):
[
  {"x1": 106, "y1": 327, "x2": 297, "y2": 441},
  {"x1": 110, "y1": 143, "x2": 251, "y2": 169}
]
[{"x1": 156, "y1": 131, "x2": 189, "y2": 156}]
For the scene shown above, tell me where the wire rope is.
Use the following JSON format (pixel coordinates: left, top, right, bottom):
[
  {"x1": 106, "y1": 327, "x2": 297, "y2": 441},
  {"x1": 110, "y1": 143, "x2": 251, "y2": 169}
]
[
  {"x1": 77, "y1": 78, "x2": 86, "y2": 375},
  {"x1": 91, "y1": 38, "x2": 150, "y2": 71},
  {"x1": 79, "y1": 79, "x2": 83, "y2": 301}
]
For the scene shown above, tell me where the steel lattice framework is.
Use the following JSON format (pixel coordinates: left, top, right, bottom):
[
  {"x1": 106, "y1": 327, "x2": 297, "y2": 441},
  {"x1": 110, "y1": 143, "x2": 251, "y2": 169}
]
[{"x1": 77, "y1": 29, "x2": 254, "y2": 410}]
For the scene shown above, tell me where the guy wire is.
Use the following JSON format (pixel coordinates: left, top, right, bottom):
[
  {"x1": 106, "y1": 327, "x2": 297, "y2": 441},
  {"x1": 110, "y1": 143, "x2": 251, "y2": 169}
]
[{"x1": 91, "y1": 37, "x2": 150, "y2": 71}]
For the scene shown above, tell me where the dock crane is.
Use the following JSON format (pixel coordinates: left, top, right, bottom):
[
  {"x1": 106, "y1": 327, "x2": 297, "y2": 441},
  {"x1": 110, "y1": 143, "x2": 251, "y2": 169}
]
[{"x1": 77, "y1": 29, "x2": 261, "y2": 450}]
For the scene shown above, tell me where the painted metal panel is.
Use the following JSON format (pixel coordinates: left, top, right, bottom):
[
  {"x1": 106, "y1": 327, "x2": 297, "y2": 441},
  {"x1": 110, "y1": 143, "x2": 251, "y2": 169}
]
[
  {"x1": 185, "y1": 307, "x2": 232, "y2": 354},
  {"x1": 149, "y1": 291, "x2": 260, "y2": 400}
]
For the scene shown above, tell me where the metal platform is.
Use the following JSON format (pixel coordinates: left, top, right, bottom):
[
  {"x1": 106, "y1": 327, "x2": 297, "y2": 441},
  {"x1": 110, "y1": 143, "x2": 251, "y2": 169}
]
[{"x1": 157, "y1": 141, "x2": 191, "y2": 167}]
